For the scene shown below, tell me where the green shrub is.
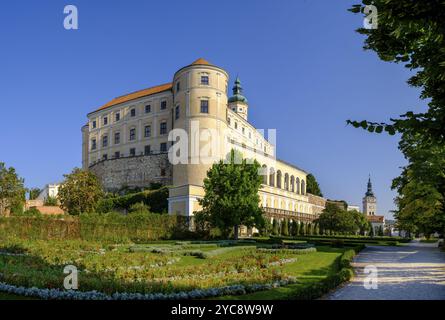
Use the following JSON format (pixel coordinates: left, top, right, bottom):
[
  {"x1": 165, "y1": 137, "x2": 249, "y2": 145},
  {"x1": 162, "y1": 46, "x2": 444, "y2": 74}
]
[
  {"x1": 96, "y1": 187, "x2": 169, "y2": 214},
  {"x1": 0, "y1": 212, "x2": 189, "y2": 243}
]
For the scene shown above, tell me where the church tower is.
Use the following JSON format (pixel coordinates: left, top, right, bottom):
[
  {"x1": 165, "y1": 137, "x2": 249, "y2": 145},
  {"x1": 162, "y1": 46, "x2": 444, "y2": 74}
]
[
  {"x1": 362, "y1": 175, "x2": 377, "y2": 216},
  {"x1": 228, "y1": 77, "x2": 249, "y2": 120}
]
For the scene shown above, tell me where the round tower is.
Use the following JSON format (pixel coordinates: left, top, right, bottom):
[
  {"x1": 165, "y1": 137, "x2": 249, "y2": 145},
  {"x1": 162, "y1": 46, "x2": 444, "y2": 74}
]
[{"x1": 169, "y1": 58, "x2": 229, "y2": 217}]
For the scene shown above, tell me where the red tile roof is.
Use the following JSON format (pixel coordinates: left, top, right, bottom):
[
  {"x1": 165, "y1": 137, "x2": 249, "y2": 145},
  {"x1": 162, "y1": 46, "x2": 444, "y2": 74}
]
[
  {"x1": 90, "y1": 59, "x2": 212, "y2": 114},
  {"x1": 92, "y1": 83, "x2": 172, "y2": 114},
  {"x1": 366, "y1": 215, "x2": 385, "y2": 223}
]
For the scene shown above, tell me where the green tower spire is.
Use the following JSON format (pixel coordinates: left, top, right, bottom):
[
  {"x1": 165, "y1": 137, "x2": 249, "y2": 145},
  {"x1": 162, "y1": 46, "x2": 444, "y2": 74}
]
[{"x1": 228, "y1": 77, "x2": 248, "y2": 104}]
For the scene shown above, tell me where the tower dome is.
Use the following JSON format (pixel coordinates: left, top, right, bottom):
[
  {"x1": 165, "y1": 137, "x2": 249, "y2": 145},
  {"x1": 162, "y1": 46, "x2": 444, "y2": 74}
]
[{"x1": 228, "y1": 77, "x2": 248, "y2": 104}]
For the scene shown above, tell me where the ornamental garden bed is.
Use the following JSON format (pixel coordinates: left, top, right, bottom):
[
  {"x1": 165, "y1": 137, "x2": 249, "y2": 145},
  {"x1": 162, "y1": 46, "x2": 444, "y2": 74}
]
[{"x1": 0, "y1": 236, "x2": 355, "y2": 300}]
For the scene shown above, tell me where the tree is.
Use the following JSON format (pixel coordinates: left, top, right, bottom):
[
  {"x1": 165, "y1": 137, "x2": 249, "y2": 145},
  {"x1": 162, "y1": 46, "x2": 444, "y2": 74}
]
[
  {"x1": 58, "y1": 168, "x2": 104, "y2": 215},
  {"x1": 196, "y1": 150, "x2": 264, "y2": 239},
  {"x1": 0, "y1": 162, "x2": 26, "y2": 216},
  {"x1": 299, "y1": 222, "x2": 305, "y2": 236},
  {"x1": 282, "y1": 219, "x2": 289, "y2": 236},
  {"x1": 306, "y1": 174, "x2": 323, "y2": 197},
  {"x1": 351, "y1": 210, "x2": 369, "y2": 235},
  {"x1": 44, "y1": 196, "x2": 58, "y2": 206},
  {"x1": 377, "y1": 225, "x2": 384, "y2": 236},
  {"x1": 272, "y1": 219, "x2": 280, "y2": 236},
  {"x1": 369, "y1": 222, "x2": 375, "y2": 237},
  {"x1": 348, "y1": 1, "x2": 445, "y2": 236},
  {"x1": 293, "y1": 221, "x2": 300, "y2": 236},
  {"x1": 28, "y1": 188, "x2": 41, "y2": 200},
  {"x1": 316, "y1": 203, "x2": 358, "y2": 234}
]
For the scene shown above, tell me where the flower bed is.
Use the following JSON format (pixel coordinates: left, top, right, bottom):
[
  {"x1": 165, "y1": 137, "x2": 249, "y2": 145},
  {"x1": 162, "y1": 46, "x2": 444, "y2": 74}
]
[{"x1": 0, "y1": 238, "x2": 311, "y2": 298}]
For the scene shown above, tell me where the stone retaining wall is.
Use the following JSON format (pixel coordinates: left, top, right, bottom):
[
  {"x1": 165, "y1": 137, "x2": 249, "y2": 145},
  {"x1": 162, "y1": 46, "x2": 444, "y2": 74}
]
[{"x1": 89, "y1": 153, "x2": 172, "y2": 192}]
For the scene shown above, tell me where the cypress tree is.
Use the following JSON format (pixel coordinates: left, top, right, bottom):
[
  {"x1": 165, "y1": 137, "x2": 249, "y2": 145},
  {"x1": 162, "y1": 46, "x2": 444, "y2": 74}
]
[
  {"x1": 272, "y1": 219, "x2": 279, "y2": 236},
  {"x1": 282, "y1": 219, "x2": 289, "y2": 236}
]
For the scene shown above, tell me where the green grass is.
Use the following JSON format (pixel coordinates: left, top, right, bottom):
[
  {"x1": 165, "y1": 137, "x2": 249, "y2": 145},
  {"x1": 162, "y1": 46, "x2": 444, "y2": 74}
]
[
  {"x1": 0, "y1": 239, "x2": 353, "y2": 300},
  {"x1": 215, "y1": 246, "x2": 344, "y2": 300},
  {"x1": 0, "y1": 292, "x2": 34, "y2": 300},
  {"x1": 420, "y1": 239, "x2": 439, "y2": 243}
]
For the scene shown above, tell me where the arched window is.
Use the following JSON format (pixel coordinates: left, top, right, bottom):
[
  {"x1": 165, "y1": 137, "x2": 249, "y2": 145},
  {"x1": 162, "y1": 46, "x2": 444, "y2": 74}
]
[
  {"x1": 301, "y1": 179, "x2": 306, "y2": 195},
  {"x1": 296, "y1": 178, "x2": 300, "y2": 194},
  {"x1": 276, "y1": 170, "x2": 282, "y2": 188},
  {"x1": 290, "y1": 176, "x2": 295, "y2": 192},
  {"x1": 269, "y1": 168, "x2": 275, "y2": 187},
  {"x1": 261, "y1": 165, "x2": 268, "y2": 185},
  {"x1": 284, "y1": 173, "x2": 289, "y2": 191}
]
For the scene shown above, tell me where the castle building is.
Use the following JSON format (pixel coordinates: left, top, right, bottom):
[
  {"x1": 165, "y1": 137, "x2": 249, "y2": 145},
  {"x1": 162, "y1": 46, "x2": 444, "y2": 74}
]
[{"x1": 82, "y1": 59, "x2": 322, "y2": 223}]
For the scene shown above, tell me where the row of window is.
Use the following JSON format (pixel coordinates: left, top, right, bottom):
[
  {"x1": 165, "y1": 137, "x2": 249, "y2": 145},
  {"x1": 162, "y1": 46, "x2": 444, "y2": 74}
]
[
  {"x1": 175, "y1": 75, "x2": 209, "y2": 93},
  {"x1": 91, "y1": 102, "x2": 168, "y2": 129},
  {"x1": 91, "y1": 122, "x2": 168, "y2": 150},
  {"x1": 92, "y1": 100, "x2": 209, "y2": 130},
  {"x1": 100, "y1": 143, "x2": 168, "y2": 160}
]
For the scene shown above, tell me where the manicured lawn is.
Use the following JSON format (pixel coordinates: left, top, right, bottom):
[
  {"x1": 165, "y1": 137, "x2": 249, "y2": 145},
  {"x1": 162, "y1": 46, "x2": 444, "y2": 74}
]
[
  {"x1": 420, "y1": 239, "x2": 438, "y2": 243},
  {"x1": 0, "y1": 238, "x2": 353, "y2": 300},
  {"x1": 215, "y1": 246, "x2": 344, "y2": 300},
  {"x1": 0, "y1": 292, "x2": 34, "y2": 300}
]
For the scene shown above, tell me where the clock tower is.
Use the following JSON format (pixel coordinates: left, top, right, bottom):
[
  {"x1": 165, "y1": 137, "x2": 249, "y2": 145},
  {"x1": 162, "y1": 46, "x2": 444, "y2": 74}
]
[{"x1": 362, "y1": 175, "x2": 377, "y2": 216}]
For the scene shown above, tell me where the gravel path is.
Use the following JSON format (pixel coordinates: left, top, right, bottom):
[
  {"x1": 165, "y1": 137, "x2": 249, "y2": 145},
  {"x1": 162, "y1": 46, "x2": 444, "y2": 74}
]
[{"x1": 325, "y1": 240, "x2": 445, "y2": 300}]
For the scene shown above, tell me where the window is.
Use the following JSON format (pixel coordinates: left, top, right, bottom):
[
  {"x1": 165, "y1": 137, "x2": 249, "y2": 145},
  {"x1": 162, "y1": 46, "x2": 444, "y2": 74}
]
[
  {"x1": 242, "y1": 127, "x2": 245, "y2": 134},
  {"x1": 145, "y1": 105, "x2": 151, "y2": 113},
  {"x1": 114, "y1": 151, "x2": 120, "y2": 159},
  {"x1": 92, "y1": 120, "x2": 96, "y2": 129},
  {"x1": 176, "y1": 81, "x2": 180, "y2": 92},
  {"x1": 200, "y1": 100, "x2": 209, "y2": 113},
  {"x1": 160, "y1": 122, "x2": 167, "y2": 135},
  {"x1": 160, "y1": 142, "x2": 167, "y2": 152},
  {"x1": 175, "y1": 105, "x2": 180, "y2": 120},
  {"x1": 115, "y1": 112, "x2": 120, "y2": 122},
  {"x1": 234, "y1": 122, "x2": 238, "y2": 129},
  {"x1": 144, "y1": 125, "x2": 151, "y2": 138},
  {"x1": 103, "y1": 117, "x2": 108, "y2": 126},
  {"x1": 130, "y1": 148, "x2": 136, "y2": 157},
  {"x1": 114, "y1": 132, "x2": 120, "y2": 144},
  {"x1": 201, "y1": 75, "x2": 209, "y2": 85},
  {"x1": 129, "y1": 128, "x2": 136, "y2": 141},
  {"x1": 160, "y1": 101, "x2": 167, "y2": 110},
  {"x1": 91, "y1": 139, "x2": 97, "y2": 150},
  {"x1": 228, "y1": 118, "x2": 231, "y2": 125},
  {"x1": 144, "y1": 145, "x2": 151, "y2": 155},
  {"x1": 130, "y1": 108, "x2": 136, "y2": 117},
  {"x1": 102, "y1": 154, "x2": 107, "y2": 160},
  {"x1": 102, "y1": 135, "x2": 108, "y2": 147}
]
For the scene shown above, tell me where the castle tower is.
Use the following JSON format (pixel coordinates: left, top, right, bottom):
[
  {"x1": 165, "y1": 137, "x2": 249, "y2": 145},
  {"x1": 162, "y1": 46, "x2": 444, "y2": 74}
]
[
  {"x1": 169, "y1": 58, "x2": 229, "y2": 217},
  {"x1": 228, "y1": 77, "x2": 249, "y2": 120},
  {"x1": 362, "y1": 175, "x2": 377, "y2": 216}
]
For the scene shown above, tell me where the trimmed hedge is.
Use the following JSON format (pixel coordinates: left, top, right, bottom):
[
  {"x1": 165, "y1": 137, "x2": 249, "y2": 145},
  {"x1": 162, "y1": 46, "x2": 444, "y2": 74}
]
[
  {"x1": 286, "y1": 245, "x2": 364, "y2": 300},
  {"x1": 0, "y1": 213, "x2": 189, "y2": 243}
]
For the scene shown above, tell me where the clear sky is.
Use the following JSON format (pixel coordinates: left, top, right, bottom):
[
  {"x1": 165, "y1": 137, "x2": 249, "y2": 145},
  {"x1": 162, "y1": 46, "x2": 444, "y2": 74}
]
[{"x1": 0, "y1": 0, "x2": 426, "y2": 218}]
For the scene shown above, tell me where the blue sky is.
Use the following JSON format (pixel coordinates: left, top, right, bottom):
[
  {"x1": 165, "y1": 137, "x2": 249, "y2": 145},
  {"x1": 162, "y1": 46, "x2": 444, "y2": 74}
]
[{"x1": 0, "y1": 0, "x2": 425, "y2": 218}]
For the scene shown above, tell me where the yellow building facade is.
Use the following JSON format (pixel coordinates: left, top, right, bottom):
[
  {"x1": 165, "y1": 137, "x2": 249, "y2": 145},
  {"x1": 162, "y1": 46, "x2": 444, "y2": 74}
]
[{"x1": 83, "y1": 59, "x2": 321, "y2": 222}]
